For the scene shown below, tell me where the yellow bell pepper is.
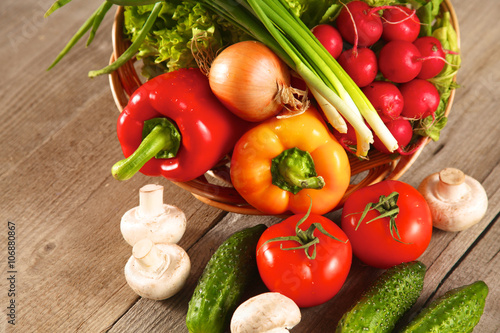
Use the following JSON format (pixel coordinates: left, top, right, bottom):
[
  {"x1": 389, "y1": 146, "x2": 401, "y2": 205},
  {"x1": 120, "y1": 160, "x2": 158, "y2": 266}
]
[{"x1": 230, "y1": 106, "x2": 351, "y2": 215}]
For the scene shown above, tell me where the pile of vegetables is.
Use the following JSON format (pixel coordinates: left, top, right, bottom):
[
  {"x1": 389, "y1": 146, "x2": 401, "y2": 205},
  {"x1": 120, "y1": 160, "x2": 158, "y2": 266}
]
[
  {"x1": 185, "y1": 209, "x2": 488, "y2": 333},
  {"x1": 45, "y1": 0, "x2": 464, "y2": 228},
  {"x1": 47, "y1": 0, "x2": 460, "y2": 186},
  {"x1": 45, "y1": 1, "x2": 490, "y2": 331}
]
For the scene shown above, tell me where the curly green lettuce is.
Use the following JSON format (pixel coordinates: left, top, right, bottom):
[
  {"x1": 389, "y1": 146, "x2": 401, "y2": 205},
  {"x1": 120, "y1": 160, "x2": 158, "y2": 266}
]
[
  {"x1": 283, "y1": 0, "x2": 336, "y2": 28},
  {"x1": 416, "y1": 6, "x2": 461, "y2": 141},
  {"x1": 123, "y1": 1, "x2": 250, "y2": 77}
]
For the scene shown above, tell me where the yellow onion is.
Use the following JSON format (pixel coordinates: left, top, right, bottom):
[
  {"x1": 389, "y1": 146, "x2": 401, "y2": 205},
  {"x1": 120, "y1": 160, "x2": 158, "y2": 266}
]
[{"x1": 209, "y1": 40, "x2": 307, "y2": 122}]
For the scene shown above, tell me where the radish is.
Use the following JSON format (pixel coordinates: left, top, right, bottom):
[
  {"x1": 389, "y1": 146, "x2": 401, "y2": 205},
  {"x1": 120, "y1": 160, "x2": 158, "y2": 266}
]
[
  {"x1": 378, "y1": 40, "x2": 422, "y2": 83},
  {"x1": 332, "y1": 120, "x2": 358, "y2": 154},
  {"x1": 362, "y1": 81, "x2": 404, "y2": 122},
  {"x1": 372, "y1": 117, "x2": 418, "y2": 154},
  {"x1": 399, "y1": 79, "x2": 440, "y2": 119},
  {"x1": 312, "y1": 24, "x2": 343, "y2": 59},
  {"x1": 337, "y1": 47, "x2": 378, "y2": 87},
  {"x1": 413, "y1": 36, "x2": 447, "y2": 79},
  {"x1": 336, "y1": 1, "x2": 383, "y2": 47},
  {"x1": 380, "y1": 5, "x2": 421, "y2": 42}
]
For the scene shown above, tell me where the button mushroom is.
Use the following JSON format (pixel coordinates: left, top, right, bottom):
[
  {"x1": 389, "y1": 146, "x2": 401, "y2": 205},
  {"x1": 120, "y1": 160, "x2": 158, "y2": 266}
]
[
  {"x1": 120, "y1": 184, "x2": 186, "y2": 246},
  {"x1": 418, "y1": 168, "x2": 488, "y2": 232},
  {"x1": 230, "y1": 292, "x2": 301, "y2": 333},
  {"x1": 124, "y1": 238, "x2": 191, "y2": 300}
]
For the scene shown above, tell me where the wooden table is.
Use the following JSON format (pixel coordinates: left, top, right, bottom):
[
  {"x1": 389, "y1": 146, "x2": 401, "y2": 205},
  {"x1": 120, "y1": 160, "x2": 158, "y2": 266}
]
[{"x1": 1, "y1": 0, "x2": 499, "y2": 332}]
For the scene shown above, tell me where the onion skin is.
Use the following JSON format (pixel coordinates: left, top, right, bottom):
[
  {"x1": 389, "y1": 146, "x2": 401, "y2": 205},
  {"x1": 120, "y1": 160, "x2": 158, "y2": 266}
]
[{"x1": 209, "y1": 41, "x2": 291, "y2": 122}]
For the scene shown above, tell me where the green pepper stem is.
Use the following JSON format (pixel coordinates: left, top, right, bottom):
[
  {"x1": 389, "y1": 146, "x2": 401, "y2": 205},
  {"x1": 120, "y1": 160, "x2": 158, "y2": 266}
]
[
  {"x1": 112, "y1": 124, "x2": 177, "y2": 181},
  {"x1": 271, "y1": 147, "x2": 325, "y2": 194},
  {"x1": 282, "y1": 167, "x2": 325, "y2": 190}
]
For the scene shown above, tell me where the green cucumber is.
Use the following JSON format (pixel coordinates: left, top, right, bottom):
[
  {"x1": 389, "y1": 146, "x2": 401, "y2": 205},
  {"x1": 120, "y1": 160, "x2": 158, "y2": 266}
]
[
  {"x1": 336, "y1": 261, "x2": 426, "y2": 333},
  {"x1": 186, "y1": 224, "x2": 267, "y2": 333},
  {"x1": 401, "y1": 280, "x2": 488, "y2": 333}
]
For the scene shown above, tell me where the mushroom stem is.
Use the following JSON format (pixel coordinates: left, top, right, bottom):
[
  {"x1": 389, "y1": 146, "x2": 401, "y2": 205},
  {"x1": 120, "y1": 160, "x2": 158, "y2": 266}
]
[
  {"x1": 133, "y1": 239, "x2": 168, "y2": 273},
  {"x1": 436, "y1": 168, "x2": 471, "y2": 202},
  {"x1": 138, "y1": 184, "x2": 167, "y2": 218}
]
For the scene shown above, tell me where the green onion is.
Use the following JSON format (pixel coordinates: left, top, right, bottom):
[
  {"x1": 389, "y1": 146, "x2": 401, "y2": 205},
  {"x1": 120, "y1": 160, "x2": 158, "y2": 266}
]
[
  {"x1": 88, "y1": 1, "x2": 163, "y2": 78},
  {"x1": 44, "y1": 0, "x2": 74, "y2": 18},
  {"x1": 87, "y1": 1, "x2": 113, "y2": 47},
  {"x1": 46, "y1": 1, "x2": 106, "y2": 70}
]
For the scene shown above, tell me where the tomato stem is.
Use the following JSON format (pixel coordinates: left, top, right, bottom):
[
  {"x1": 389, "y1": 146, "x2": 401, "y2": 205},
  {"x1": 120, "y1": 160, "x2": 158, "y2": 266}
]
[
  {"x1": 259, "y1": 199, "x2": 346, "y2": 260},
  {"x1": 354, "y1": 192, "x2": 410, "y2": 244}
]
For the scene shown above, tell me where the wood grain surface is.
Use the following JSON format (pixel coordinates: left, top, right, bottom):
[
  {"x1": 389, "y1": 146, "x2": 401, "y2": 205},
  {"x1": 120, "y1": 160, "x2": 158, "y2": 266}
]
[{"x1": 1, "y1": 0, "x2": 499, "y2": 332}]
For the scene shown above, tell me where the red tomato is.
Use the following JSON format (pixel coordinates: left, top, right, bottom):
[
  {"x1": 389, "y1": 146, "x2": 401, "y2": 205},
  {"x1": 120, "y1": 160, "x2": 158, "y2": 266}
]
[
  {"x1": 256, "y1": 213, "x2": 352, "y2": 307},
  {"x1": 341, "y1": 180, "x2": 432, "y2": 269}
]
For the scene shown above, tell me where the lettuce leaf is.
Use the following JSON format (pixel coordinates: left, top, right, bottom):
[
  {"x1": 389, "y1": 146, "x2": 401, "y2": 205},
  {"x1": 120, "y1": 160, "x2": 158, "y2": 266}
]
[
  {"x1": 123, "y1": 1, "x2": 249, "y2": 77},
  {"x1": 283, "y1": 0, "x2": 336, "y2": 28},
  {"x1": 415, "y1": 11, "x2": 461, "y2": 141}
]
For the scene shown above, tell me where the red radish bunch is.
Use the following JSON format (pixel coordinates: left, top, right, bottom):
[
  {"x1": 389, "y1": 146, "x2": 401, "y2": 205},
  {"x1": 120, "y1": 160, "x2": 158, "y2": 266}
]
[{"x1": 310, "y1": 1, "x2": 453, "y2": 155}]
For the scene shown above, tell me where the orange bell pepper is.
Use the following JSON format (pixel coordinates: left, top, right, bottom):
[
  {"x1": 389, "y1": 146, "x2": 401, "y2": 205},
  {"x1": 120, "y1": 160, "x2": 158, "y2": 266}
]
[{"x1": 230, "y1": 106, "x2": 351, "y2": 215}]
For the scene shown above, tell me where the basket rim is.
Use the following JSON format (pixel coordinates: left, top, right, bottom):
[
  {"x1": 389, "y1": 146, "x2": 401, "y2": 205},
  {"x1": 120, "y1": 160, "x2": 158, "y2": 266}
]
[{"x1": 108, "y1": 0, "x2": 459, "y2": 215}]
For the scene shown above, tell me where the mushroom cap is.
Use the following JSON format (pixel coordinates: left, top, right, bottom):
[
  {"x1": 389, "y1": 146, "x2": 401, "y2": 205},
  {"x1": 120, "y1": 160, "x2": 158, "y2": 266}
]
[
  {"x1": 121, "y1": 204, "x2": 186, "y2": 246},
  {"x1": 124, "y1": 242, "x2": 191, "y2": 300},
  {"x1": 418, "y1": 170, "x2": 488, "y2": 232},
  {"x1": 230, "y1": 292, "x2": 301, "y2": 333}
]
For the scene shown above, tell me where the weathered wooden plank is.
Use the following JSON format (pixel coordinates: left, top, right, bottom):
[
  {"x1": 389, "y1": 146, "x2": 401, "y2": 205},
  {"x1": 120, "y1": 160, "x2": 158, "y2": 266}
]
[{"x1": 0, "y1": 0, "x2": 112, "y2": 177}]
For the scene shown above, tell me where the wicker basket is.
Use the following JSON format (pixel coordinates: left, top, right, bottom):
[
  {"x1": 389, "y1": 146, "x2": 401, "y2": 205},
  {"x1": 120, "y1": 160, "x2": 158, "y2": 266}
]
[{"x1": 108, "y1": 1, "x2": 460, "y2": 215}]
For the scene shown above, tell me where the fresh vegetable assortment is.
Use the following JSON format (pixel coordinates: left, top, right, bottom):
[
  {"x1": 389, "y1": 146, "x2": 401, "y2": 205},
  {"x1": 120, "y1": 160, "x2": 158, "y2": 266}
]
[
  {"x1": 44, "y1": 0, "x2": 488, "y2": 331},
  {"x1": 47, "y1": 0, "x2": 461, "y2": 186}
]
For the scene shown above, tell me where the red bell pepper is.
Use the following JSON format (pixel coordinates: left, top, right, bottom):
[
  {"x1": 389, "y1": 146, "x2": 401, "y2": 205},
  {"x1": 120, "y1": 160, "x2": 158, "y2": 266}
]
[{"x1": 112, "y1": 68, "x2": 250, "y2": 182}]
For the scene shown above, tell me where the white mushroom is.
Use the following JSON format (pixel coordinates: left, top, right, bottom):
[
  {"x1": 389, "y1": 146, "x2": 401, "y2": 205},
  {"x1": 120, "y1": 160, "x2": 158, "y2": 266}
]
[
  {"x1": 120, "y1": 184, "x2": 186, "y2": 246},
  {"x1": 230, "y1": 292, "x2": 301, "y2": 333},
  {"x1": 124, "y1": 238, "x2": 191, "y2": 300},
  {"x1": 418, "y1": 168, "x2": 488, "y2": 232}
]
